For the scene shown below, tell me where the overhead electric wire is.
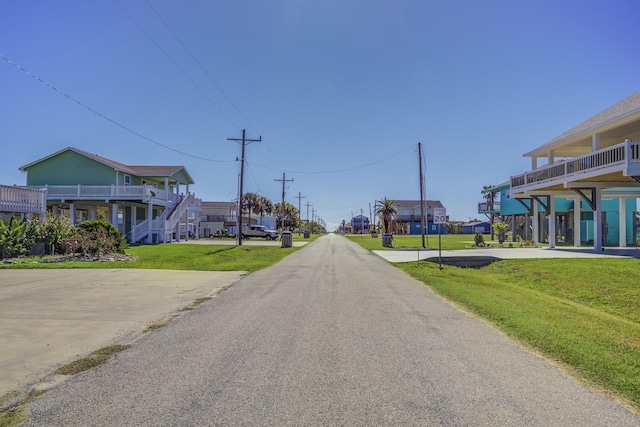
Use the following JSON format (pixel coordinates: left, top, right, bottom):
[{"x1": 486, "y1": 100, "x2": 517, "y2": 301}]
[
  {"x1": 247, "y1": 144, "x2": 416, "y2": 174},
  {"x1": 113, "y1": 0, "x2": 242, "y2": 130},
  {"x1": 0, "y1": 53, "x2": 233, "y2": 163},
  {"x1": 143, "y1": 0, "x2": 288, "y2": 171}
]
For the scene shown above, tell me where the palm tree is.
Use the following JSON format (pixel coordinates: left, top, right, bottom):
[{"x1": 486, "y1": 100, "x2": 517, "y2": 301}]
[
  {"x1": 374, "y1": 198, "x2": 398, "y2": 233},
  {"x1": 254, "y1": 196, "x2": 273, "y2": 225},
  {"x1": 242, "y1": 192, "x2": 259, "y2": 223},
  {"x1": 481, "y1": 185, "x2": 496, "y2": 240}
]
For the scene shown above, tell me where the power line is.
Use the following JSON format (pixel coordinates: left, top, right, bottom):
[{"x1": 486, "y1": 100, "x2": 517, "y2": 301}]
[
  {"x1": 143, "y1": 0, "x2": 257, "y2": 134},
  {"x1": 247, "y1": 144, "x2": 416, "y2": 174},
  {"x1": 113, "y1": 0, "x2": 242, "y2": 130},
  {"x1": 138, "y1": 1, "x2": 288, "y2": 171},
  {"x1": 0, "y1": 53, "x2": 234, "y2": 163}
]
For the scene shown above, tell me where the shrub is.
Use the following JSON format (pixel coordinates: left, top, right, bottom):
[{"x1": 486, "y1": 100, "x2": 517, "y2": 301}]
[
  {"x1": 474, "y1": 231, "x2": 485, "y2": 247},
  {"x1": 75, "y1": 220, "x2": 127, "y2": 255}
]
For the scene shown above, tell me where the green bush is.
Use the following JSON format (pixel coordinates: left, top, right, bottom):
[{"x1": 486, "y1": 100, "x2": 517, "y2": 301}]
[
  {"x1": 474, "y1": 231, "x2": 485, "y2": 247},
  {"x1": 75, "y1": 220, "x2": 127, "y2": 255},
  {"x1": 0, "y1": 217, "x2": 27, "y2": 258}
]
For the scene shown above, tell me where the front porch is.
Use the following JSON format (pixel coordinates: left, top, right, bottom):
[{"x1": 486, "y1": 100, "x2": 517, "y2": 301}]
[{"x1": 41, "y1": 184, "x2": 201, "y2": 244}]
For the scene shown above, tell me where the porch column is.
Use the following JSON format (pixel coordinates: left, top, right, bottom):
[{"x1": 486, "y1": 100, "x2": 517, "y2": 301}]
[
  {"x1": 548, "y1": 150, "x2": 555, "y2": 165},
  {"x1": 573, "y1": 197, "x2": 581, "y2": 248},
  {"x1": 619, "y1": 198, "x2": 627, "y2": 247},
  {"x1": 88, "y1": 206, "x2": 97, "y2": 221},
  {"x1": 164, "y1": 178, "x2": 169, "y2": 201},
  {"x1": 147, "y1": 203, "x2": 153, "y2": 244},
  {"x1": 532, "y1": 198, "x2": 539, "y2": 247},
  {"x1": 111, "y1": 204, "x2": 118, "y2": 228},
  {"x1": 130, "y1": 205, "x2": 137, "y2": 242},
  {"x1": 592, "y1": 133, "x2": 601, "y2": 151},
  {"x1": 548, "y1": 195, "x2": 556, "y2": 249},
  {"x1": 512, "y1": 215, "x2": 517, "y2": 242},
  {"x1": 593, "y1": 187, "x2": 602, "y2": 252},
  {"x1": 69, "y1": 203, "x2": 76, "y2": 224}
]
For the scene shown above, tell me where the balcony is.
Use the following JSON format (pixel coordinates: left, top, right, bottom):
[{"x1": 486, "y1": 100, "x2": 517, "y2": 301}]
[
  {"x1": 478, "y1": 202, "x2": 501, "y2": 214},
  {"x1": 34, "y1": 185, "x2": 180, "y2": 205},
  {"x1": 0, "y1": 185, "x2": 47, "y2": 214},
  {"x1": 511, "y1": 140, "x2": 640, "y2": 194}
]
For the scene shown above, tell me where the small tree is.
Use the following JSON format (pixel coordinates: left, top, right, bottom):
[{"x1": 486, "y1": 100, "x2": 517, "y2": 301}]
[
  {"x1": 374, "y1": 198, "x2": 398, "y2": 233},
  {"x1": 493, "y1": 222, "x2": 508, "y2": 244},
  {"x1": 474, "y1": 231, "x2": 485, "y2": 247}
]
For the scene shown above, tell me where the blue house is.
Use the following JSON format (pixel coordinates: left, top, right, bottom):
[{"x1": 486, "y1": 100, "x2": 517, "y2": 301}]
[
  {"x1": 351, "y1": 215, "x2": 369, "y2": 234},
  {"x1": 483, "y1": 91, "x2": 640, "y2": 251}
]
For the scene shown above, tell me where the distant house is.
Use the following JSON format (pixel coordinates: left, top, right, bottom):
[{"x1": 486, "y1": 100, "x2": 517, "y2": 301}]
[
  {"x1": 19, "y1": 147, "x2": 201, "y2": 243},
  {"x1": 391, "y1": 200, "x2": 447, "y2": 235},
  {"x1": 351, "y1": 215, "x2": 369, "y2": 234},
  {"x1": 463, "y1": 220, "x2": 491, "y2": 234},
  {"x1": 197, "y1": 201, "x2": 239, "y2": 237}
]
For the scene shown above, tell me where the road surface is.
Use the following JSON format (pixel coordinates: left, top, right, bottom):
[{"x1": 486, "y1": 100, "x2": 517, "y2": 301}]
[{"x1": 25, "y1": 234, "x2": 639, "y2": 426}]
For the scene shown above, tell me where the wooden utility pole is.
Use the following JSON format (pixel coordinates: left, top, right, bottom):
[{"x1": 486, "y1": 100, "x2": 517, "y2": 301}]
[
  {"x1": 227, "y1": 129, "x2": 260, "y2": 246},
  {"x1": 295, "y1": 192, "x2": 306, "y2": 235},
  {"x1": 418, "y1": 142, "x2": 426, "y2": 248},
  {"x1": 275, "y1": 172, "x2": 294, "y2": 233}
]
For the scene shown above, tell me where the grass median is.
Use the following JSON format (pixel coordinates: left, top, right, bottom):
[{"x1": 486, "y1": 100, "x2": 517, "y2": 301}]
[{"x1": 396, "y1": 258, "x2": 640, "y2": 412}]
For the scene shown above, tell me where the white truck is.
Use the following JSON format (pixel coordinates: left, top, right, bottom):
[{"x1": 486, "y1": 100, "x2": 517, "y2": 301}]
[{"x1": 241, "y1": 225, "x2": 279, "y2": 240}]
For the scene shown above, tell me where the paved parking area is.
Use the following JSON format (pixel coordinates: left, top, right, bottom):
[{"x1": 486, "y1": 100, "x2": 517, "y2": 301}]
[{"x1": 0, "y1": 269, "x2": 245, "y2": 396}]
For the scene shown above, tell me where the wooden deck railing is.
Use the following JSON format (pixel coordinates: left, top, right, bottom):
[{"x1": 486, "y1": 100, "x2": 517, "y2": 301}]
[{"x1": 511, "y1": 140, "x2": 640, "y2": 191}]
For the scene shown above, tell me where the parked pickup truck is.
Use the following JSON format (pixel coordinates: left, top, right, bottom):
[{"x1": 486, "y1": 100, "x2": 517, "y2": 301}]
[{"x1": 242, "y1": 225, "x2": 279, "y2": 240}]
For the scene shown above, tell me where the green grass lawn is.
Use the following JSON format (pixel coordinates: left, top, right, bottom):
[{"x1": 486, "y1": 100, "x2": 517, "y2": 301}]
[
  {"x1": 345, "y1": 233, "x2": 499, "y2": 251},
  {"x1": 0, "y1": 243, "x2": 299, "y2": 272},
  {"x1": 397, "y1": 258, "x2": 640, "y2": 411}
]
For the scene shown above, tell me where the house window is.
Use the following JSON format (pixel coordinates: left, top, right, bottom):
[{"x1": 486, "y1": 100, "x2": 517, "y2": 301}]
[{"x1": 124, "y1": 175, "x2": 131, "y2": 186}]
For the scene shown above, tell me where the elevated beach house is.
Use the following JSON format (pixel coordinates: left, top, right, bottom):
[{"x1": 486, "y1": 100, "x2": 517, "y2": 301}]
[
  {"x1": 502, "y1": 91, "x2": 640, "y2": 251},
  {"x1": 18, "y1": 147, "x2": 201, "y2": 243}
]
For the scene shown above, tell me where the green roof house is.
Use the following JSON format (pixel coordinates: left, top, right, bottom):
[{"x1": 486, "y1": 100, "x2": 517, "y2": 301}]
[{"x1": 19, "y1": 147, "x2": 201, "y2": 243}]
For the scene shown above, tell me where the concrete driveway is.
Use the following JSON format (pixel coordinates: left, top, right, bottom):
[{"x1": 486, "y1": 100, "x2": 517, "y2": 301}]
[{"x1": 0, "y1": 269, "x2": 245, "y2": 396}]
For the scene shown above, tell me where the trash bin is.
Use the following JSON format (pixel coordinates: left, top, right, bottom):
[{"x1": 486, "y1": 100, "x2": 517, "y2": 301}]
[
  {"x1": 303, "y1": 230, "x2": 310, "y2": 239},
  {"x1": 281, "y1": 231, "x2": 293, "y2": 248},
  {"x1": 382, "y1": 233, "x2": 393, "y2": 248}
]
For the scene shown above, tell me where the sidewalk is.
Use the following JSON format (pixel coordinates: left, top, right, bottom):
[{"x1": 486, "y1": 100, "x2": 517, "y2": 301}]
[{"x1": 373, "y1": 246, "x2": 639, "y2": 263}]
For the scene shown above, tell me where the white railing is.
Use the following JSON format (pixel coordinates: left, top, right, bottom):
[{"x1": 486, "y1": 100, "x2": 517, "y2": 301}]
[
  {"x1": 129, "y1": 193, "x2": 202, "y2": 243},
  {"x1": 37, "y1": 184, "x2": 181, "y2": 203},
  {"x1": 0, "y1": 185, "x2": 47, "y2": 214},
  {"x1": 511, "y1": 140, "x2": 640, "y2": 191}
]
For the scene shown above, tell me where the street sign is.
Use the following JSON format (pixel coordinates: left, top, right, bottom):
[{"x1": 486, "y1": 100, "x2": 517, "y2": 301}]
[{"x1": 433, "y1": 207, "x2": 447, "y2": 224}]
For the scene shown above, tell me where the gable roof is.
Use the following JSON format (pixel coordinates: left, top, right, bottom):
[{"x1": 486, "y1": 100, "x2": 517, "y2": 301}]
[
  {"x1": 525, "y1": 91, "x2": 640, "y2": 158},
  {"x1": 20, "y1": 147, "x2": 194, "y2": 184},
  {"x1": 392, "y1": 200, "x2": 444, "y2": 210}
]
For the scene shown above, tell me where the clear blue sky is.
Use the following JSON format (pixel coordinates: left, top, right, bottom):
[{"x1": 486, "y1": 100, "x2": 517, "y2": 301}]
[{"x1": 2, "y1": 1, "x2": 639, "y2": 230}]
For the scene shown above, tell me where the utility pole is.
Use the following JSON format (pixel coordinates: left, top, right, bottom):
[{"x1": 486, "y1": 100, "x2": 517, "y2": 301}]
[
  {"x1": 305, "y1": 201, "x2": 311, "y2": 229},
  {"x1": 228, "y1": 129, "x2": 261, "y2": 246},
  {"x1": 312, "y1": 208, "x2": 317, "y2": 233},
  {"x1": 418, "y1": 142, "x2": 426, "y2": 248},
  {"x1": 295, "y1": 192, "x2": 306, "y2": 235},
  {"x1": 274, "y1": 172, "x2": 294, "y2": 234}
]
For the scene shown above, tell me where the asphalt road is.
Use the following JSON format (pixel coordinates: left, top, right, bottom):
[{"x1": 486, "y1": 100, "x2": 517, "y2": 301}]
[{"x1": 25, "y1": 234, "x2": 639, "y2": 426}]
